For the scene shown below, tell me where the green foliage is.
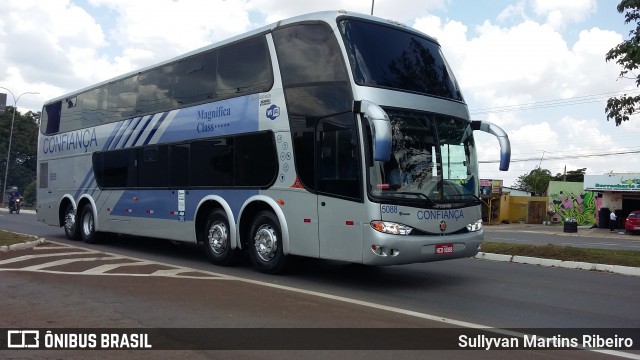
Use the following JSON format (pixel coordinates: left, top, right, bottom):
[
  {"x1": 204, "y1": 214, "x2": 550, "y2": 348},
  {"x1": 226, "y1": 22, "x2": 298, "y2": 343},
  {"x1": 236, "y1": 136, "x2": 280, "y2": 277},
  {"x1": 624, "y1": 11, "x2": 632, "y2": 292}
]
[
  {"x1": 605, "y1": 0, "x2": 640, "y2": 125},
  {"x1": 23, "y1": 180, "x2": 36, "y2": 206},
  {"x1": 513, "y1": 167, "x2": 552, "y2": 195},
  {"x1": 551, "y1": 168, "x2": 586, "y2": 182},
  {"x1": 0, "y1": 107, "x2": 39, "y2": 196}
]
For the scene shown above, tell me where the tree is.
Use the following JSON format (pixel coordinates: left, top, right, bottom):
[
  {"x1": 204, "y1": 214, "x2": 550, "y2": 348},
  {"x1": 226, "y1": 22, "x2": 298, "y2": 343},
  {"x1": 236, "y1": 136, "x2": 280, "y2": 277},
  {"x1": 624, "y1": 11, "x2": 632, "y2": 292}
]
[
  {"x1": 605, "y1": 0, "x2": 640, "y2": 125},
  {"x1": 513, "y1": 168, "x2": 552, "y2": 195},
  {"x1": 552, "y1": 167, "x2": 586, "y2": 182},
  {"x1": 0, "y1": 107, "x2": 39, "y2": 196}
]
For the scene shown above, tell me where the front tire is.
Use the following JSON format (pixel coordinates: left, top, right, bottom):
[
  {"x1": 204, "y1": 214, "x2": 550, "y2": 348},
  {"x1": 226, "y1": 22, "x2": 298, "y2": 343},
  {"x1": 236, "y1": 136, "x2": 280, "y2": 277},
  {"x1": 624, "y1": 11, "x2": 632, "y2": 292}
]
[
  {"x1": 203, "y1": 209, "x2": 238, "y2": 266},
  {"x1": 248, "y1": 211, "x2": 288, "y2": 274},
  {"x1": 80, "y1": 204, "x2": 101, "y2": 243},
  {"x1": 63, "y1": 204, "x2": 81, "y2": 240}
]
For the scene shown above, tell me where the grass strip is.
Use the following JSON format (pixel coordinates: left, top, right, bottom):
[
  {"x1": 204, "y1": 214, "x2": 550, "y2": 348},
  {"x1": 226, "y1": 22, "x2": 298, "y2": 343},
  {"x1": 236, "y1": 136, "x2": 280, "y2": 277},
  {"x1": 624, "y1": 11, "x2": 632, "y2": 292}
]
[
  {"x1": 0, "y1": 230, "x2": 36, "y2": 247},
  {"x1": 482, "y1": 241, "x2": 640, "y2": 268}
]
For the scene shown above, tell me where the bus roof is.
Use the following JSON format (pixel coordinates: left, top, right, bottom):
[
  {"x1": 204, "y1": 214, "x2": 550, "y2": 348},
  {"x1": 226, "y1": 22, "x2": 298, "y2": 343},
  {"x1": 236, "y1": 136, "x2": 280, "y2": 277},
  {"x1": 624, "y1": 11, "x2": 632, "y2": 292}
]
[{"x1": 43, "y1": 10, "x2": 439, "y2": 106}]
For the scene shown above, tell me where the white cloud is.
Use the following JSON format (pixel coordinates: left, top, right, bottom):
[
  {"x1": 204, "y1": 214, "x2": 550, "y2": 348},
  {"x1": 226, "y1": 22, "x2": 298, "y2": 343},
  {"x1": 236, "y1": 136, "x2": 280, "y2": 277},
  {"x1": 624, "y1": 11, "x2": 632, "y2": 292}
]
[
  {"x1": 1, "y1": 0, "x2": 638, "y2": 187},
  {"x1": 531, "y1": 0, "x2": 597, "y2": 29}
]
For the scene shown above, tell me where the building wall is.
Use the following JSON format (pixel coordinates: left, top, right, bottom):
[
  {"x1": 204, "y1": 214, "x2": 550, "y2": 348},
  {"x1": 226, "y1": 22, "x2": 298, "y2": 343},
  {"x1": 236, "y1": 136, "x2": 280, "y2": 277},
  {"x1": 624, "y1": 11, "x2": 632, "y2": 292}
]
[
  {"x1": 547, "y1": 181, "x2": 598, "y2": 225},
  {"x1": 500, "y1": 195, "x2": 548, "y2": 224}
]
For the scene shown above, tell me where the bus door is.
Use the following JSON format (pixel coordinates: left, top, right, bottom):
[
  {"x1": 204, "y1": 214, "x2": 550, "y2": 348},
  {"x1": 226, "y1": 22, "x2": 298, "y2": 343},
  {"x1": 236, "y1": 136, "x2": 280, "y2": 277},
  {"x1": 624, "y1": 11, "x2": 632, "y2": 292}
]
[{"x1": 316, "y1": 114, "x2": 364, "y2": 263}]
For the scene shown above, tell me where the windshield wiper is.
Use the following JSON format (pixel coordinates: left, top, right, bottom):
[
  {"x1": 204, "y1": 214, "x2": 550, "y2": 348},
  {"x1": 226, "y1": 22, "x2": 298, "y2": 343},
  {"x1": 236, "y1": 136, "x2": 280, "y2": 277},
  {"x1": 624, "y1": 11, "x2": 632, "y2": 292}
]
[
  {"x1": 445, "y1": 193, "x2": 482, "y2": 204},
  {"x1": 394, "y1": 191, "x2": 435, "y2": 204}
]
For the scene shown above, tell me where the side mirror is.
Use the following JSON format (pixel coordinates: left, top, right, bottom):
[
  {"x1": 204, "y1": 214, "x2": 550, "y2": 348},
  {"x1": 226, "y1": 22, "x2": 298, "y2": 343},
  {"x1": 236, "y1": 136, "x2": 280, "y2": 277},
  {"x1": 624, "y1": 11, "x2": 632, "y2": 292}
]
[
  {"x1": 471, "y1": 120, "x2": 511, "y2": 171},
  {"x1": 354, "y1": 100, "x2": 391, "y2": 162}
]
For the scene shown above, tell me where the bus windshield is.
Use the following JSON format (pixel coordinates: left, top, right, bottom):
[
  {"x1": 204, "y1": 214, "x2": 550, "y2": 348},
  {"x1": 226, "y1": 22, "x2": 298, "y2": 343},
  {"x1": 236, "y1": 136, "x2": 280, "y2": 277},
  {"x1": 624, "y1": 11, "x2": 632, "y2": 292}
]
[
  {"x1": 370, "y1": 109, "x2": 479, "y2": 206},
  {"x1": 339, "y1": 18, "x2": 463, "y2": 101}
]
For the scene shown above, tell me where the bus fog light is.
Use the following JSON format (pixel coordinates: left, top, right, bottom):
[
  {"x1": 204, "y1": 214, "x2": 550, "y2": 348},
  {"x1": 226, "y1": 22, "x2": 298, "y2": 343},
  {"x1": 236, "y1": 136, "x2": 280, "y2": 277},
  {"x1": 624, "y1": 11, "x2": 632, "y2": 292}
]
[
  {"x1": 372, "y1": 245, "x2": 385, "y2": 256},
  {"x1": 466, "y1": 219, "x2": 483, "y2": 232},
  {"x1": 370, "y1": 221, "x2": 413, "y2": 235}
]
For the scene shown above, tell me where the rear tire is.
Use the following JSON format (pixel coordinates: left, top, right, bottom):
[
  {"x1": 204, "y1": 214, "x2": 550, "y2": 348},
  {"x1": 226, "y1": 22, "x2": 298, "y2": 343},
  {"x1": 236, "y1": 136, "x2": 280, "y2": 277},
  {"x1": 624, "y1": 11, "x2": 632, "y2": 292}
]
[
  {"x1": 63, "y1": 204, "x2": 81, "y2": 240},
  {"x1": 248, "y1": 211, "x2": 288, "y2": 274},
  {"x1": 80, "y1": 204, "x2": 101, "y2": 244},
  {"x1": 203, "y1": 209, "x2": 238, "y2": 266}
]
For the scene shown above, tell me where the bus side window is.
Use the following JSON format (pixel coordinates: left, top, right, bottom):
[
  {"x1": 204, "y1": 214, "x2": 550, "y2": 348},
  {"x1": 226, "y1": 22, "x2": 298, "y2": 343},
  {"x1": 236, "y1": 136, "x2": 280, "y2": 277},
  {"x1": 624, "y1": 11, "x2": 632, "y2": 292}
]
[
  {"x1": 216, "y1": 36, "x2": 272, "y2": 98},
  {"x1": 43, "y1": 101, "x2": 62, "y2": 135},
  {"x1": 316, "y1": 113, "x2": 361, "y2": 201}
]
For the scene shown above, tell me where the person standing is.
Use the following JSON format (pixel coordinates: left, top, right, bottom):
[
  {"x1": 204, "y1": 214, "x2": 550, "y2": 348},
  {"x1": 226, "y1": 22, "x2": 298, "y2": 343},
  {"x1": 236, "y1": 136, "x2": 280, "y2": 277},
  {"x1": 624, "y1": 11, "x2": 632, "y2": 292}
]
[
  {"x1": 388, "y1": 157, "x2": 413, "y2": 190},
  {"x1": 609, "y1": 210, "x2": 617, "y2": 233}
]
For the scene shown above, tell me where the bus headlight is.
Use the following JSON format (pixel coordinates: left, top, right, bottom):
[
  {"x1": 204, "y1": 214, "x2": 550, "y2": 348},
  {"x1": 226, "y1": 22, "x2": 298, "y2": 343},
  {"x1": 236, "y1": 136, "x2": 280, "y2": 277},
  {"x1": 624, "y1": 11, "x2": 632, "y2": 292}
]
[
  {"x1": 370, "y1": 221, "x2": 413, "y2": 235},
  {"x1": 466, "y1": 219, "x2": 483, "y2": 232}
]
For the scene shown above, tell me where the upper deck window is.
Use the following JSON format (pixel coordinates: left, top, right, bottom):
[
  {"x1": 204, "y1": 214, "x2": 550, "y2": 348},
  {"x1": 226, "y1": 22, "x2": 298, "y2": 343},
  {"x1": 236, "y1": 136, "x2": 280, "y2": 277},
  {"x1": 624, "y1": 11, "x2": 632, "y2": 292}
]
[{"x1": 339, "y1": 18, "x2": 464, "y2": 102}]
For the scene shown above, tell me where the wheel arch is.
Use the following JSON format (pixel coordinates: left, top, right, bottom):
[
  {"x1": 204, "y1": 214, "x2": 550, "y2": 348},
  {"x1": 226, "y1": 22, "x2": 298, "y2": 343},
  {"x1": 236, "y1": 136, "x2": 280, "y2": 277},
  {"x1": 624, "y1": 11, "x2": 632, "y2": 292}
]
[
  {"x1": 195, "y1": 196, "x2": 238, "y2": 249},
  {"x1": 58, "y1": 195, "x2": 77, "y2": 227},
  {"x1": 238, "y1": 195, "x2": 289, "y2": 254},
  {"x1": 77, "y1": 195, "x2": 99, "y2": 230}
]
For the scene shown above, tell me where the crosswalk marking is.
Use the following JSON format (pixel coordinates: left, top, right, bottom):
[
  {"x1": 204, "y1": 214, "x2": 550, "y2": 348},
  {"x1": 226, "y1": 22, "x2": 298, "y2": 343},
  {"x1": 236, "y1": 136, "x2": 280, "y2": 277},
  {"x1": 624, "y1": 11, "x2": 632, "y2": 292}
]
[
  {"x1": 0, "y1": 242, "x2": 226, "y2": 279},
  {"x1": 21, "y1": 257, "x2": 121, "y2": 271},
  {"x1": 0, "y1": 251, "x2": 92, "y2": 265},
  {"x1": 81, "y1": 262, "x2": 152, "y2": 274}
]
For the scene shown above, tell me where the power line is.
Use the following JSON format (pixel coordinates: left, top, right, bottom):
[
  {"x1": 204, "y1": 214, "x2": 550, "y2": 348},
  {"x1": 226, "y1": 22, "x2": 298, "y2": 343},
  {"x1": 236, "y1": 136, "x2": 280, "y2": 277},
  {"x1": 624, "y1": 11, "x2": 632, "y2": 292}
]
[
  {"x1": 470, "y1": 90, "x2": 640, "y2": 115},
  {"x1": 479, "y1": 149, "x2": 640, "y2": 164}
]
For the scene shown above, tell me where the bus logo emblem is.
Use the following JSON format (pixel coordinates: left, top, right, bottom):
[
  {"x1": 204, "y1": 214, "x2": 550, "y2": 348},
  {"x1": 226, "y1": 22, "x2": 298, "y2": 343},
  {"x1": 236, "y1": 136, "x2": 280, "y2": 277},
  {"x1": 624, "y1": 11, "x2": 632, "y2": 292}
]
[
  {"x1": 266, "y1": 104, "x2": 280, "y2": 120},
  {"x1": 439, "y1": 220, "x2": 447, "y2": 232}
]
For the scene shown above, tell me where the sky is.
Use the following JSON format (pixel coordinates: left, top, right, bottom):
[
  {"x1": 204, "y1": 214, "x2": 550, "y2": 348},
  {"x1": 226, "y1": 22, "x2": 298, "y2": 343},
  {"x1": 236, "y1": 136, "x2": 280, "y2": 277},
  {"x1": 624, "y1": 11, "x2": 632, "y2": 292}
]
[{"x1": 1, "y1": 0, "x2": 639, "y2": 187}]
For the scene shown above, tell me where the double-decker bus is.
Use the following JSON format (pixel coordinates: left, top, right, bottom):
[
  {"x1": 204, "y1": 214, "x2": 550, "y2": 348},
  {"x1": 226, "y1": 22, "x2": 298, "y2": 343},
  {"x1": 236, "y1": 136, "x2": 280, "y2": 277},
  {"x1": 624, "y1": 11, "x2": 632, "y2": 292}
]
[{"x1": 37, "y1": 10, "x2": 510, "y2": 274}]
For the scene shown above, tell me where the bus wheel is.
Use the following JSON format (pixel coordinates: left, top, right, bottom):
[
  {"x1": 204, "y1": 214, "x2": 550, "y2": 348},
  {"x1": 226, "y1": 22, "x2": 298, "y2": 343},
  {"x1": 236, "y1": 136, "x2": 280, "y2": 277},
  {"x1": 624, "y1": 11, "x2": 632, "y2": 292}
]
[
  {"x1": 203, "y1": 209, "x2": 238, "y2": 266},
  {"x1": 248, "y1": 211, "x2": 287, "y2": 274},
  {"x1": 63, "y1": 204, "x2": 81, "y2": 240},
  {"x1": 80, "y1": 204, "x2": 101, "y2": 244}
]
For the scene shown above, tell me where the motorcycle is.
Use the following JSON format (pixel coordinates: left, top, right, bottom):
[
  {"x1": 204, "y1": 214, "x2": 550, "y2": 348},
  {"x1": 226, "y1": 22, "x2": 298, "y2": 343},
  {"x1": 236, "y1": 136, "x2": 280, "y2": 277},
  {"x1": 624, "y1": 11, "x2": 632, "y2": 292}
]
[{"x1": 8, "y1": 196, "x2": 21, "y2": 214}]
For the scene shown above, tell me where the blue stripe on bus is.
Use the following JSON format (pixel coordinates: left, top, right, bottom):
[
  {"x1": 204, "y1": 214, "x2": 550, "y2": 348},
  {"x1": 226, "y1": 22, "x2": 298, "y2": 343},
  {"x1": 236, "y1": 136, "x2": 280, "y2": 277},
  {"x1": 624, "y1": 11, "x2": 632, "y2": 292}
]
[
  {"x1": 103, "y1": 121, "x2": 127, "y2": 150},
  {"x1": 142, "y1": 112, "x2": 169, "y2": 145},
  {"x1": 131, "y1": 115, "x2": 155, "y2": 147},
  {"x1": 120, "y1": 116, "x2": 143, "y2": 147},
  {"x1": 74, "y1": 167, "x2": 95, "y2": 199},
  {"x1": 109, "y1": 189, "x2": 258, "y2": 221},
  {"x1": 110, "y1": 118, "x2": 133, "y2": 149}
]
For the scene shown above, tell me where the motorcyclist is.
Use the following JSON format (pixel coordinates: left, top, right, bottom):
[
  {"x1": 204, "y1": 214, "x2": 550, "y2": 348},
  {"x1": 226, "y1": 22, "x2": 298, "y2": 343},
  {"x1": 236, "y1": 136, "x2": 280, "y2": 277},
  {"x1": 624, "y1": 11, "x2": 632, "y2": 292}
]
[{"x1": 7, "y1": 186, "x2": 21, "y2": 214}]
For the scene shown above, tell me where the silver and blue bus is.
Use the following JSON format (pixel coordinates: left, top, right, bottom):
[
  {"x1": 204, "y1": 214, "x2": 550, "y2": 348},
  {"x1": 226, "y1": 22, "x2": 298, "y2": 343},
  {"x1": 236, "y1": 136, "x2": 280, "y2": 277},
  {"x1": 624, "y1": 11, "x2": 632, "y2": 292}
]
[{"x1": 37, "y1": 10, "x2": 510, "y2": 274}]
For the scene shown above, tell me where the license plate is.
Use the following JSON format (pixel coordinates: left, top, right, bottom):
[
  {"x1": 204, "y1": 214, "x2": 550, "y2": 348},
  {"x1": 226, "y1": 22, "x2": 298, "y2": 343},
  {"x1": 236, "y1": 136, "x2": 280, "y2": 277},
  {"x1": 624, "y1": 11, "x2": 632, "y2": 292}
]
[
  {"x1": 435, "y1": 243, "x2": 454, "y2": 255},
  {"x1": 634, "y1": 226, "x2": 640, "y2": 230}
]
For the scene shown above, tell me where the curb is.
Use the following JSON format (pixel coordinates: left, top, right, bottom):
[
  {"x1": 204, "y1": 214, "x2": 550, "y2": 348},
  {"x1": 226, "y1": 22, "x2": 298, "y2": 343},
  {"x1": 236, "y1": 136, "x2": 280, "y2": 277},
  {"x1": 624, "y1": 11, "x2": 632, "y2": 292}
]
[
  {"x1": 475, "y1": 252, "x2": 640, "y2": 277},
  {"x1": 0, "y1": 238, "x2": 46, "y2": 252}
]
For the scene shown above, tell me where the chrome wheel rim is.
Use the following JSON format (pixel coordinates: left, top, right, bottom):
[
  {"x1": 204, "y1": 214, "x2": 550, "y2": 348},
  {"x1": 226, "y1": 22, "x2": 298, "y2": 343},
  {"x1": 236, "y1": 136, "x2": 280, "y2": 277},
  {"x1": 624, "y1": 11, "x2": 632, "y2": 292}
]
[
  {"x1": 208, "y1": 221, "x2": 229, "y2": 255},
  {"x1": 254, "y1": 224, "x2": 278, "y2": 262},
  {"x1": 82, "y1": 211, "x2": 94, "y2": 236},
  {"x1": 64, "y1": 209, "x2": 76, "y2": 233}
]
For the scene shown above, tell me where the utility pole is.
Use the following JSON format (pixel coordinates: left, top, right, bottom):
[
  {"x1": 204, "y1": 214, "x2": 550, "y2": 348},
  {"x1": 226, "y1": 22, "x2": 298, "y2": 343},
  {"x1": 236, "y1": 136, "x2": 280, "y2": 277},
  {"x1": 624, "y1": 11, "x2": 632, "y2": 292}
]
[
  {"x1": 371, "y1": 0, "x2": 375, "y2": 15},
  {"x1": 0, "y1": 87, "x2": 39, "y2": 206}
]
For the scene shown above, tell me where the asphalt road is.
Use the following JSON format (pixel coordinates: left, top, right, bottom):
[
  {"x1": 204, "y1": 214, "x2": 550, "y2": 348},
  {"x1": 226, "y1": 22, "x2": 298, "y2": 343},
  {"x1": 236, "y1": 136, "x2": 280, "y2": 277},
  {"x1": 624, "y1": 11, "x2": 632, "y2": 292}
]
[{"x1": 1, "y1": 210, "x2": 639, "y2": 359}]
